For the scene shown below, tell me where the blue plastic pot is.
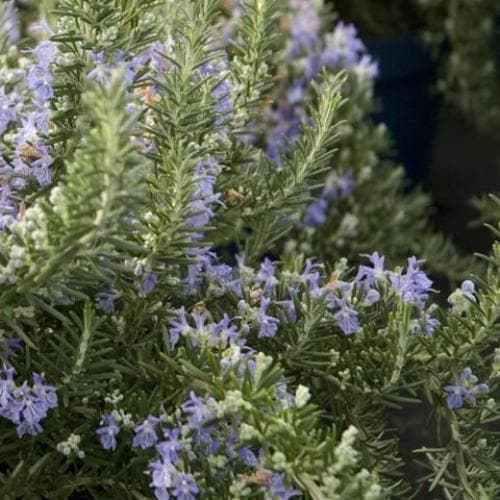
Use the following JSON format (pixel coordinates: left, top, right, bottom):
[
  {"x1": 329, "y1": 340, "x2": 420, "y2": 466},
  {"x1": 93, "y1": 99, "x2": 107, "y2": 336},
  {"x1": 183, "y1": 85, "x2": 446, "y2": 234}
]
[{"x1": 365, "y1": 32, "x2": 440, "y2": 183}]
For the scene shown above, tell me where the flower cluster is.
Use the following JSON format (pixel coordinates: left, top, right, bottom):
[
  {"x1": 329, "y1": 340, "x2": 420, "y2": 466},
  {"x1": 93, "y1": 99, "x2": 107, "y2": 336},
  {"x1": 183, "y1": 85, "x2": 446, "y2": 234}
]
[
  {"x1": 303, "y1": 169, "x2": 356, "y2": 226},
  {"x1": 444, "y1": 367, "x2": 490, "y2": 410},
  {"x1": 94, "y1": 352, "x2": 306, "y2": 500},
  {"x1": 0, "y1": 364, "x2": 57, "y2": 437},
  {"x1": 265, "y1": 1, "x2": 378, "y2": 162}
]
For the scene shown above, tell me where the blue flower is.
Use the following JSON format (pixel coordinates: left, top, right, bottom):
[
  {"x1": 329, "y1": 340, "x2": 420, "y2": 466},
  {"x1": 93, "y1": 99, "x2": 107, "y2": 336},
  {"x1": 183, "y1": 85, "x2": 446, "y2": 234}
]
[
  {"x1": 209, "y1": 314, "x2": 240, "y2": 346},
  {"x1": 32, "y1": 373, "x2": 58, "y2": 410},
  {"x1": 169, "y1": 307, "x2": 190, "y2": 348},
  {"x1": 320, "y1": 22, "x2": 366, "y2": 69},
  {"x1": 256, "y1": 258, "x2": 278, "y2": 293},
  {"x1": 97, "y1": 413, "x2": 120, "y2": 450},
  {"x1": 444, "y1": 368, "x2": 490, "y2": 410},
  {"x1": 15, "y1": 382, "x2": 47, "y2": 435},
  {"x1": 149, "y1": 458, "x2": 177, "y2": 499},
  {"x1": 256, "y1": 297, "x2": 280, "y2": 338},
  {"x1": 181, "y1": 392, "x2": 211, "y2": 429},
  {"x1": 133, "y1": 415, "x2": 160, "y2": 449},
  {"x1": 137, "y1": 270, "x2": 158, "y2": 296},
  {"x1": 333, "y1": 297, "x2": 360, "y2": 335},
  {"x1": 157, "y1": 428, "x2": 183, "y2": 464},
  {"x1": 389, "y1": 257, "x2": 433, "y2": 309},
  {"x1": 172, "y1": 472, "x2": 198, "y2": 500},
  {"x1": 267, "y1": 473, "x2": 299, "y2": 500},
  {"x1": 356, "y1": 252, "x2": 386, "y2": 285},
  {"x1": 302, "y1": 199, "x2": 328, "y2": 227}
]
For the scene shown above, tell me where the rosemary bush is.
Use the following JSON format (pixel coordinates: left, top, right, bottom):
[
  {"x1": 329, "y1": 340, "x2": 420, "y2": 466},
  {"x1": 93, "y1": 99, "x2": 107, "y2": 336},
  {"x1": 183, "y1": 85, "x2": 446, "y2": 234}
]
[{"x1": 0, "y1": 1, "x2": 498, "y2": 499}]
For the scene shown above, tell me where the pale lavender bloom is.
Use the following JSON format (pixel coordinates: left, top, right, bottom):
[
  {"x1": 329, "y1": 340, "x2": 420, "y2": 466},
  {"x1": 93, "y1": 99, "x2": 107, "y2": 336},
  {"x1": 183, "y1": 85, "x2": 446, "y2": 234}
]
[
  {"x1": 390, "y1": 257, "x2": 433, "y2": 309},
  {"x1": 15, "y1": 382, "x2": 47, "y2": 436},
  {"x1": 256, "y1": 297, "x2": 279, "y2": 338},
  {"x1": 333, "y1": 297, "x2": 360, "y2": 335},
  {"x1": 97, "y1": 413, "x2": 120, "y2": 450},
  {"x1": 356, "y1": 252, "x2": 386, "y2": 285},
  {"x1": 0, "y1": 363, "x2": 19, "y2": 421},
  {"x1": 460, "y1": 280, "x2": 476, "y2": 303},
  {"x1": 353, "y1": 54, "x2": 379, "y2": 81},
  {"x1": 302, "y1": 198, "x2": 328, "y2": 227},
  {"x1": 157, "y1": 428, "x2": 183, "y2": 464},
  {"x1": 169, "y1": 307, "x2": 190, "y2": 348},
  {"x1": 96, "y1": 292, "x2": 118, "y2": 315},
  {"x1": 267, "y1": 473, "x2": 300, "y2": 500},
  {"x1": 288, "y1": 0, "x2": 321, "y2": 59},
  {"x1": 286, "y1": 79, "x2": 306, "y2": 104},
  {"x1": 96, "y1": 281, "x2": 118, "y2": 314},
  {"x1": 149, "y1": 458, "x2": 177, "y2": 499},
  {"x1": 278, "y1": 299, "x2": 297, "y2": 322},
  {"x1": 186, "y1": 160, "x2": 220, "y2": 231},
  {"x1": 31, "y1": 145, "x2": 53, "y2": 186},
  {"x1": 266, "y1": 104, "x2": 304, "y2": 162},
  {"x1": 172, "y1": 472, "x2": 198, "y2": 500},
  {"x1": 27, "y1": 64, "x2": 54, "y2": 102},
  {"x1": 32, "y1": 41, "x2": 57, "y2": 67},
  {"x1": 32, "y1": 373, "x2": 57, "y2": 410},
  {"x1": 137, "y1": 270, "x2": 158, "y2": 296},
  {"x1": 445, "y1": 368, "x2": 490, "y2": 410},
  {"x1": 320, "y1": 22, "x2": 366, "y2": 69},
  {"x1": 133, "y1": 415, "x2": 161, "y2": 449},
  {"x1": 256, "y1": 258, "x2": 278, "y2": 293},
  {"x1": 364, "y1": 288, "x2": 380, "y2": 306},
  {"x1": 209, "y1": 314, "x2": 240, "y2": 346},
  {"x1": 181, "y1": 392, "x2": 211, "y2": 429}
]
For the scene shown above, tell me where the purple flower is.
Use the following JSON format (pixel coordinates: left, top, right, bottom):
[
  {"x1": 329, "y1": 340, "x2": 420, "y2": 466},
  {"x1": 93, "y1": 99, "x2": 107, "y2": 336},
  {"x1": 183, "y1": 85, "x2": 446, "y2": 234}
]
[
  {"x1": 356, "y1": 252, "x2": 386, "y2": 285},
  {"x1": 157, "y1": 428, "x2": 183, "y2": 464},
  {"x1": 288, "y1": 1, "x2": 321, "y2": 60},
  {"x1": 302, "y1": 198, "x2": 328, "y2": 227},
  {"x1": 32, "y1": 373, "x2": 58, "y2": 410},
  {"x1": 333, "y1": 298, "x2": 360, "y2": 335},
  {"x1": 169, "y1": 307, "x2": 190, "y2": 348},
  {"x1": 172, "y1": 472, "x2": 198, "y2": 500},
  {"x1": 0, "y1": 364, "x2": 57, "y2": 435},
  {"x1": 256, "y1": 258, "x2": 278, "y2": 293},
  {"x1": 27, "y1": 64, "x2": 54, "y2": 102},
  {"x1": 286, "y1": 79, "x2": 306, "y2": 104},
  {"x1": 267, "y1": 473, "x2": 299, "y2": 500},
  {"x1": 444, "y1": 368, "x2": 490, "y2": 410},
  {"x1": 389, "y1": 257, "x2": 433, "y2": 309},
  {"x1": 96, "y1": 281, "x2": 118, "y2": 314},
  {"x1": 460, "y1": 280, "x2": 476, "y2": 302},
  {"x1": 278, "y1": 300, "x2": 297, "y2": 322},
  {"x1": 149, "y1": 458, "x2": 176, "y2": 499},
  {"x1": 186, "y1": 159, "x2": 220, "y2": 232},
  {"x1": 256, "y1": 297, "x2": 280, "y2": 338},
  {"x1": 16, "y1": 382, "x2": 47, "y2": 430},
  {"x1": 97, "y1": 413, "x2": 120, "y2": 450},
  {"x1": 419, "y1": 311, "x2": 439, "y2": 336},
  {"x1": 96, "y1": 292, "x2": 118, "y2": 314},
  {"x1": 32, "y1": 41, "x2": 57, "y2": 67},
  {"x1": 0, "y1": 364, "x2": 20, "y2": 422},
  {"x1": 133, "y1": 415, "x2": 160, "y2": 449},
  {"x1": 364, "y1": 288, "x2": 380, "y2": 306},
  {"x1": 181, "y1": 392, "x2": 211, "y2": 429},
  {"x1": 320, "y1": 22, "x2": 366, "y2": 69},
  {"x1": 137, "y1": 270, "x2": 158, "y2": 296},
  {"x1": 266, "y1": 104, "x2": 305, "y2": 162},
  {"x1": 209, "y1": 314, "x2": 240, "y2": 346}
]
